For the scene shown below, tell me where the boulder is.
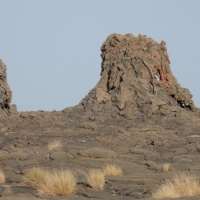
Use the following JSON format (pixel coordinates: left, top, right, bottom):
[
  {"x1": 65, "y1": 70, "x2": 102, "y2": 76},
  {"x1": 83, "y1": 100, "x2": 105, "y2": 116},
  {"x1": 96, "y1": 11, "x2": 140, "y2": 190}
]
[{"x1": 78, "y1": 148, "x2": 117, "y2": 158}]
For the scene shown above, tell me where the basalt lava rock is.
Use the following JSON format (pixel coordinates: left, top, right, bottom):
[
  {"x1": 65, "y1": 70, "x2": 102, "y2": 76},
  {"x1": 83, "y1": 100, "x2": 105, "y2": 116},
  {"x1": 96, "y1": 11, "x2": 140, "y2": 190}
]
[
  {"x1": 0, "y1": 60, "x2": 16, "y2": 114},
  {"x1": 80, "y1": 34, "x2": 195, "y2": 119}
]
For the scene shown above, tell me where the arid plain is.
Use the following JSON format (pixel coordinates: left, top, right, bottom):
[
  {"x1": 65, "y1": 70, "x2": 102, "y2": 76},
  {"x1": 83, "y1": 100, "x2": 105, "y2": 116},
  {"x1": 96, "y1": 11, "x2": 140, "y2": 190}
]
[{"x1": 0, "y1": 34, "x2": 200, "y2": 200}]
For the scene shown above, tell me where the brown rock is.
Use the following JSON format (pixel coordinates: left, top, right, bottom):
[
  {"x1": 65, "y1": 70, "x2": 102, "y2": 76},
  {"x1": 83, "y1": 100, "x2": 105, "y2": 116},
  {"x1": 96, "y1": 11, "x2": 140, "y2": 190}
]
[
  {"x1": 80, "y1": 122, "x2": 97, "y2": 130},
  {"x1": 78, "y1": 148, "x2": 117, "y2": 158},
  {"x1": 66, "y1": 152, "x2": 75, "y2": 159},
  {"x1": 49, "y1": 151, "x2": 67, "y2": 161},
  {"x1": 0, "y1": 60, "x2": 16, "y2": 114},
  {"x1": 143, "y1": 161, "x2": 162, "y2": 171},
  {"x1": 80, "y1": 33, "x2": 196, "y2": 120}
]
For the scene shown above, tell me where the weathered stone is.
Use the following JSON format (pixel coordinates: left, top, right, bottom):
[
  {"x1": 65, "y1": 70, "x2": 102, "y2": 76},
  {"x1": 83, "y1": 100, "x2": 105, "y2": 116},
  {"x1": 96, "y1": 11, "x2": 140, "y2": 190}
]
[
  {"x1": 142, "y1": 161, "x2": 162, "y2": 171},
  {"x1": 66, "y1": 152, "x2": 76, "y2": 159},
  {"x1": 49, "y1": 151, "x2": 67, "y2": 160},
  {"x1": 78, "y1": 148, "x2": 117, "y2": 158},
  {"x1": 0, "y1": 60, "x2": 16, "y2": 114},
  {"x1": 80, "y1": 122, "x2": 97, "y2": 130},
  {"x1": 80, "y1": 33, "x2": 195, "y2": 119},
  {"x1": 144, "y1": 151, "x2": 160, "y2": 161},
  {"x1": 29, "y1": 151, "x2": 47, "y2": 162}
]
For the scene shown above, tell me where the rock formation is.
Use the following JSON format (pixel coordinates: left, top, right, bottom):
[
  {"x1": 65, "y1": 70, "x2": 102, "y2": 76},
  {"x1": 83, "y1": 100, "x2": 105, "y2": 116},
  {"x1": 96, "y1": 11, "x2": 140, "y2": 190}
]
[
  {"x1": 80, "y1": 34, "x2": 195, "y2": 120},
  {"x1": 0, "y1": 60, "x2": 16, "y2": 114},
  {"x1": 0, "y1": 34, "x2": 200, "y2": 200}
]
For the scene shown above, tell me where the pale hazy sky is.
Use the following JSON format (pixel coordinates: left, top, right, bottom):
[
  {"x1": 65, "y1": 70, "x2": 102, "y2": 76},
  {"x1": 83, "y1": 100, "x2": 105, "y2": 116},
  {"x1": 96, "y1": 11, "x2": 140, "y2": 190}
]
[{"x1": 0, "y1": 0, "x2": 200, "y2": 111}]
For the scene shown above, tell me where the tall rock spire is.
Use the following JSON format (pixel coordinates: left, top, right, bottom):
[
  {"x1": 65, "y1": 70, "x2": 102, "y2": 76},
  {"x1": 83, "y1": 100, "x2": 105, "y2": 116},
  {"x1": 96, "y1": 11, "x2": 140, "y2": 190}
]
[
  {"x1": 0, "y1": 60, "x2": 16, "y2": 114},
  {"x1": 80, "y1": 34, "x2": 195, "y2": 119}
]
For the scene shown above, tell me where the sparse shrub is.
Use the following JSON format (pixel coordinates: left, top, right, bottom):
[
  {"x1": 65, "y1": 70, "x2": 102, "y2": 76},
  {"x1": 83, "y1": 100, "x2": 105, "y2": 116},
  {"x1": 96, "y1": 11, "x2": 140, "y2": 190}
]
[
  {"x1": 38, "y1": 170, "x2": 76, "y2": 196},
  {"x1": 0, "y1": 169, "x2": 5, "y2": 184},
  {"x1": 23, "y1": 168, "x2": 76, "y2": 196},
  {"x1": 86, "y1": 169, "x2": 105, "y2": 190},
  {"x1": 102, "y1": 164, "x2": 123, "y2": 176},
  {"x1": 162, "y1": 163, "x2": 170, "y2": 172},
  {"x1": 22, "y1": 167, "x2": 48, "y2": 186},
  {"x1": 152, "y1": 173, "x2": 200, "y2": 198},
  {"x1": 47, "y1": 140, "x2": 63, "y2": 151}
]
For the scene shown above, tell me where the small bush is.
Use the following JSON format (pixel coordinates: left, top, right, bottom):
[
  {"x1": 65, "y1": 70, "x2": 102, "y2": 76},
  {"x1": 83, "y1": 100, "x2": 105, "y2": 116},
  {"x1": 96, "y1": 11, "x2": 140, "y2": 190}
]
[
  {"x1": 86, "y1": 169, "x2": 105, "y2": 190},
  {"x1": 23, "y1": 168, "x2": 76, "y2": 196},
  {"x1": 102, "y1": 164, "x2": 123, "y2": 176},
  {"x1": 48, "y1": 140, "x2": 63, "y2": 151},
  {"x1": 0, "y1": 169, "x2": 5, "y2": 184},
  {"x1": 152, "y1": 173, "x2": 200, "y2": 198}
]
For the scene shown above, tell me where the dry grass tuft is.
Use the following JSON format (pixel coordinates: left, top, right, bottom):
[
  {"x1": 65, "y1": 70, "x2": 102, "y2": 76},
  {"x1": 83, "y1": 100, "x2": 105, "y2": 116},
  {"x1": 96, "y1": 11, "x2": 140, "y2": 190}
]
[
  {"x1": 152, "y1": 173, "x2": 200, "y2": 198},
  {"x1": 23, "y1": 168, "x2": 76, "y2": 196},
  {"x1": 102, "y1": 164, "x2": 123, "y2": 176},
  {"x1": 0, "y1": 169, "x2": 5, "y2": 184},
  {"x1": 22, "y1": 167, "x2": 48, "y2": 186},
  {"x1": 38, "y1": 170, "x2": 76, "y2": 196},
  {"x1": 162, "y1": 163, "x2": 170, "y2": 172},
  {"x1": 86, "y1": 169, "x2": 105, "y2": 190},
  {"x1": 48, "y1": 140, "x2": 63, "y2": 151}
]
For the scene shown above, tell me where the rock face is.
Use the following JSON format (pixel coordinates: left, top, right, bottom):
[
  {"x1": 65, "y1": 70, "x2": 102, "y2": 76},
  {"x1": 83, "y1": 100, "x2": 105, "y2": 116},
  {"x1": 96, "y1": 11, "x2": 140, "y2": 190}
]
[
  {"x1": 80, "y1": 34, "x2": 195, "y2": 119},
  {"x1": 0, "y1": 60, "x2": 16, "y2": 114}
]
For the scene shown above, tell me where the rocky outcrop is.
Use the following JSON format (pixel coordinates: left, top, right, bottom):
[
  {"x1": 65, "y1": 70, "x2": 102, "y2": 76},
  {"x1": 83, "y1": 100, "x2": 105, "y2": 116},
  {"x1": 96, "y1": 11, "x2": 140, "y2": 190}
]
[
  {"x1": 0, "y1": 60, "x2": 16, "y2": 114},
  {"x1": 0, "y1": 34, "x2": 200, "y2": 200},
  {"x1": 80, "y1": 34, "x2": 195, "y2": 119}
]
